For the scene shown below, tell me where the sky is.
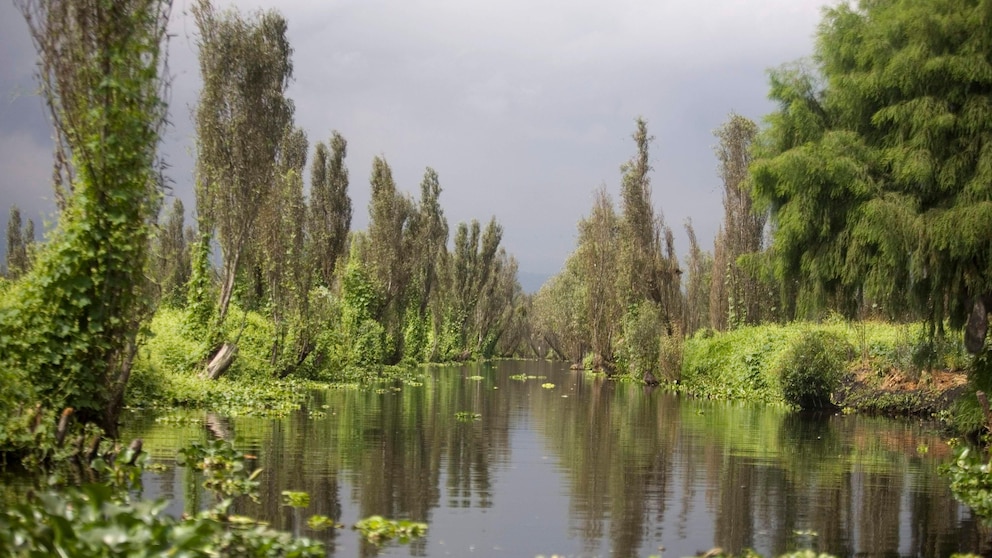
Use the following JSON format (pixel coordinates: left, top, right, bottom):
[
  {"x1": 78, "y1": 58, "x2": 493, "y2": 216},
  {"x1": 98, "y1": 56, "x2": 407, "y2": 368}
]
[{"x1": 0, "y1": 0, "x2": 835, "y2": 291}]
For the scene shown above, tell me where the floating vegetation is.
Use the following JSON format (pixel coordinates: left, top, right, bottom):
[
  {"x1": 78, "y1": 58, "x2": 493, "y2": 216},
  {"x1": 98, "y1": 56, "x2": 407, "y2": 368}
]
[
  {"x1": 455, "y1": 411, "x2": 482, "y2": 421},
  {"x1": 282, "y1": 491, "x2": 311, "y2": 508},
  {"x1": 354, "y1": 515, "x2": 428, "y2": 546},
  {"x1": 308, "y1": 410, "x2": 327, "y2": 419},
  {"x1": 467, "y1": 375, "x2": 484, "y2": 381},
  {"x1": 308, "y1": 515, "x2": 343, "y2": 530},
  {"x1": 154, "y1": 414, "x2": 202, "y2": 425},
  {"x1": 510, "y1": 374, "x2": 541, "y2": 381},
  {"x1": 542, "y1": 383, "x2": 555, "y2": 389}
]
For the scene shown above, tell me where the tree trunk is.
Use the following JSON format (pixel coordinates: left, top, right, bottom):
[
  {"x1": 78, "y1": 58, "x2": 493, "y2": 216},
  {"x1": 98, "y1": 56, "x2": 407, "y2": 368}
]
[{"x1": 204, "y1": 342, "x2": 238, "y2": 380}]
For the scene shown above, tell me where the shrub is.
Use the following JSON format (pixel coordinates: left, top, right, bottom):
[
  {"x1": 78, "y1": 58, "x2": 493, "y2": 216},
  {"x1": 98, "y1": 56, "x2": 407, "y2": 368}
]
[{"x1": 778, "y1": 330, "x2": 850, "y2": 410}]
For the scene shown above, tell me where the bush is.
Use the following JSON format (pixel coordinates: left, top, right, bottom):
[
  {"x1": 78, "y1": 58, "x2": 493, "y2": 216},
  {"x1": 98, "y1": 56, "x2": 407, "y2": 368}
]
[{"x1": 778, "y1": 330, "x2": 850, "y2": 410}]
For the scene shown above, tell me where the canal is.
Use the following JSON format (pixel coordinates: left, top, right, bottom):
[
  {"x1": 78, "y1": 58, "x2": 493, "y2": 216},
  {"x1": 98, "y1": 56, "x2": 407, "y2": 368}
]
[{"x1": 124, "y1": 360, "x2": 986, "y2": 557}]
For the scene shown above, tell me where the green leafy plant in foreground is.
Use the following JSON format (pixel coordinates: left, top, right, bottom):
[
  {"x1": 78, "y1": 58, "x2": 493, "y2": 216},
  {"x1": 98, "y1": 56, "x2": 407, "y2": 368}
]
[
  {"x1": 941, "y1": 442, "x2": 992, "y2": 522},
  {"x1": 0, "y1": 439, "x2": 324, "y2": 557}
]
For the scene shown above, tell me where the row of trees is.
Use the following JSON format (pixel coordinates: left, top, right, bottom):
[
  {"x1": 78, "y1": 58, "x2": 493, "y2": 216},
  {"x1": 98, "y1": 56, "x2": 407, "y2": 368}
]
[
  {"x1": 534, "y1": 0, "x2": 992, "y2": 382},
  {"x1": 169, "y1": 0, "x2": 525, "y2": 379},
  {"x1": 0, "y1": 0, "x2": 526, "y2": 446}
]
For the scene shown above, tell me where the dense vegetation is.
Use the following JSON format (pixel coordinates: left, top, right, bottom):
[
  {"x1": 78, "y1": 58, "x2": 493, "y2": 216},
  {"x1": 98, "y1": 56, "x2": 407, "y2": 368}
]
[{"x1": 6, "y1": 0, "x2": 992, "y2": 544}]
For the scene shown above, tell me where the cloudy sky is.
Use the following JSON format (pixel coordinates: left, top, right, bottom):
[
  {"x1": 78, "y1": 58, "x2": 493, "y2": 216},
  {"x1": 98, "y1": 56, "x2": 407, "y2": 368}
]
[{"x1": 0, "y1": 0, "x2": 834, "y2": 290}]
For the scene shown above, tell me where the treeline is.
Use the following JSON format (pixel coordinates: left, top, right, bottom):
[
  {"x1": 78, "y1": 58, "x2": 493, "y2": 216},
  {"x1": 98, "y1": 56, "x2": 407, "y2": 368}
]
[
  {"x1": 0, "y1": 0, "x2": 525, "y2": 447},
  {"x1": 530, "y1": 115, "x2": 771, "y2": 380},
  {"x1": 154, "y1": 0, "x2": 528, "y2": 380},
  {"x1": 532, "y1": 0, "x2": 992, "y2": 385}
]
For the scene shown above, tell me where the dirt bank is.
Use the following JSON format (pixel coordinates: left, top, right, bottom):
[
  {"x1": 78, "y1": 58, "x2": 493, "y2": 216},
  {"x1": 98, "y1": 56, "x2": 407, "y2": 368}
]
[{"x1": 835, "y1": 367, "x2": 970, "y2": 417}]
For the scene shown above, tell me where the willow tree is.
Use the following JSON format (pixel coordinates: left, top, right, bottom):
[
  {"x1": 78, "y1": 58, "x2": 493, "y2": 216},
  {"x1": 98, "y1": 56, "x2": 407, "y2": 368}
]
[
  {"x1": 1, "y1": 0, "x2": 170, "y2": 437},
  {"x1": 752, "y1": 0, "x2": 992, "y2": 352},
  {"x1": 192, "y1": 0, "x2": 294, "y2": 328}
]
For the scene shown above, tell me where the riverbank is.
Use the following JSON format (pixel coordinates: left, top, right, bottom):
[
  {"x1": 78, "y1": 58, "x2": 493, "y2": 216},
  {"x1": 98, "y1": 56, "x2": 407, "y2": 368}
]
[{"x1": 676, "y1": 320, "x2": 976, "y2": 430}]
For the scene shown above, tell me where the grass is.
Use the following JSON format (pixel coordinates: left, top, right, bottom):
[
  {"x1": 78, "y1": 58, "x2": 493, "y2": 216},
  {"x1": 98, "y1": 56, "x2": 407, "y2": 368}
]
[
  {"x1": 678, "y1": 318, "x2": 970, "y2": 409},
  {"x1": 126, "y1": 307, "x2": 423, "y2": 417}
]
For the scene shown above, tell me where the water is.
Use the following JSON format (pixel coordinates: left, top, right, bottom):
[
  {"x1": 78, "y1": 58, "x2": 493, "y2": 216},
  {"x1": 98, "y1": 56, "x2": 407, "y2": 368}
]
[{"x1": 121, "y1": 361, "x2": 986, "y2": 557}]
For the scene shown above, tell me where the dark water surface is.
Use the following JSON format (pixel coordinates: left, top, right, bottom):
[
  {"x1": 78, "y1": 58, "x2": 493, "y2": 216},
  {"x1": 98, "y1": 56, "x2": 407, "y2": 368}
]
[{"x1": 123, "y1": 361, "x2": 987, "y2": 557}]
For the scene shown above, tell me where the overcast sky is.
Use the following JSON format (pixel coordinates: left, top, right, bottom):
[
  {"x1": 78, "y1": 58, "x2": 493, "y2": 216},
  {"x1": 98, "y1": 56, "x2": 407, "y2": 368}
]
[{"x1": 0, "y1": 0, "x2": 834, "y2": 290}]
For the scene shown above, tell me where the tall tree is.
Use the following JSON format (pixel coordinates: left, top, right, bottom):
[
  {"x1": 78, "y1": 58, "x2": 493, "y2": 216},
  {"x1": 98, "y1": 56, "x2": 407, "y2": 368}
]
[
  {"x1": 617, "y1": 118, "x2": 661, "y2": 305},
  {"x1": 683, "y1": 220, "x2": 712, "y2": 335},
  {"x1": 576, "y1": 188, "x2": 622, "y2": 369},
  {"x1": 712, "y1": 113, "x2": 764, "y2": 328},
  {"x1": 154, "y1": 198, "x2": 191, "y2": 306},
  {"x1": 192, "y1": 0, "x2": 295, "y2": 327},
  {"x1": 405, "y1": 167, "x2": 449, "y2": 361},
  {"x1": 309, "y1": 131, "x2": 351, "y2": 287},
  {"x1": 259, "y1": 126, "x2": 309, "y2": 372},
  {"x1": 5, "y1": 206, "x2": 31, "y2": 280},
  {"x1": 2, "y1": 0, "x2": 170, "y2": 435},
  {"x1": 752, "y1": 0, "x2": 992, "y2": 351},
  {"x1": 365, "y1": 156, "x2": 414, "y2": 362}
]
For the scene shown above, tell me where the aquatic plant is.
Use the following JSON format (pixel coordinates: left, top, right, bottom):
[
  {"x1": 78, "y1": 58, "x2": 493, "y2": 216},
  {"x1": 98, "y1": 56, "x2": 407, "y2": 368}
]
[
  {"x1": 0, "y1": 439, "x2": 324, "y2": 557},
  {"x1": 941, "y1": 443, "x2": 992, "y2": 522},
  {"x1": 354, "y1": 515, "x2": 427, "y2": 545}
]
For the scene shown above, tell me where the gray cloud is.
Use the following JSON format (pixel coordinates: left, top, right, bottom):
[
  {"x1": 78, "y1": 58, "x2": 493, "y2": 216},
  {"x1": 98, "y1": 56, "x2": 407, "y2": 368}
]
[{"x1": 1, "y1": 0, "x2": 834, "y2": 283}]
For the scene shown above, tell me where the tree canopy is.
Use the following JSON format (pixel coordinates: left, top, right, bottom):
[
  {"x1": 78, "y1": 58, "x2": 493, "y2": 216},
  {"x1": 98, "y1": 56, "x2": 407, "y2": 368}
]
[{"x1": 752, "y1": 0, "x2": 992, "y2": 345}]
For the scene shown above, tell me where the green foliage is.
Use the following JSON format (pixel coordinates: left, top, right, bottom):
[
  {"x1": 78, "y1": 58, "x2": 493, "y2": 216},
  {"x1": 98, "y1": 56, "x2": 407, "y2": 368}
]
[
  {"x1": 681, "y1": 324, "x2": 793, "y2": 403},
  {"x1": 777, "y1": 330, "x2": 850, "y2": 410},
  {"x1": 753, "y1": 0, "x2": 992, "y2": 332},
  {"x1": 941, "y1": 444, "x2": 992, "y2": 523},
  {"x1": 0, "y1": 0, "x2": 170, "y2": 438},
  {"x1": 0, "y1": 439, "x2": 324, "y2": 557},
  {"x1": 616, "y1": 302, "x2": 663, "y2": 378},
  {"x1": 177, "y1": 439, "x2": 262, "y2": 499},
  {"x1": 193, "y1": 0, "x2": 296, "y2": 328},
  {"x1": 353, "y1": 515, "x2": 427, "y2": 546}
]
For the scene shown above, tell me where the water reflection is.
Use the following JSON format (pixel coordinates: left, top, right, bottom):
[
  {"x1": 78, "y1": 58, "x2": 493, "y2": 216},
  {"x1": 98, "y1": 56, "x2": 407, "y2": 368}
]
[{"x1": 119, "y1": 361, "x2": 988, "y2": 557}]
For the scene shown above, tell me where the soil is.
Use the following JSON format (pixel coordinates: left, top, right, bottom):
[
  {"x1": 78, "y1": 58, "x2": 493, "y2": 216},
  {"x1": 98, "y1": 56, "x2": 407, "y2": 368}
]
[{"x1": 834, "y1": 366, "x2": 971, "y2": 418}]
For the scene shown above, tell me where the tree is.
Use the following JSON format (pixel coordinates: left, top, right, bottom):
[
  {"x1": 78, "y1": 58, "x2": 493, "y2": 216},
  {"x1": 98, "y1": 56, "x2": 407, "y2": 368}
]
[
  {"x1": 5, "y1": 206, "x2": 33, "y2": 280},
  {"x1": 259, "y1": 126, "x2": 310, "y2": 373},
  {"x1": 612, "y1": 118, "x2": 683, "y2": 379},
  {"x1": 364, "y1": 156, "x2": 414, "y2": 363},
  {"x1": 752, "y1": 0, "x2": 992, "y2": 350},
  {"x1": 683, "y1": 220, "x2": 712, "y2": 335},
  {"x1": 712, "y1": 113, "x2": 765, "y2": 329},
  {"x1": 405, "y1": 167, "x2": 449, "y2": 361},
  {"x1": 2, "y1": 0, "x2": 170, "y2": 437},
  {"x1": 192, "y1": 0, "x2": 295, "y2": 327},
  {"x1": 617, "y1": 118, "x2": 661, "y2": 305},
  {"x1": 575, "y1": 188, "x2": 622, "y2": 370},
  {"x1": 153, "y1": 198, "x2": 190, "y2": 307},
  {"x1": 309, "y1": 131, "x2": 351, "y2": 287}
]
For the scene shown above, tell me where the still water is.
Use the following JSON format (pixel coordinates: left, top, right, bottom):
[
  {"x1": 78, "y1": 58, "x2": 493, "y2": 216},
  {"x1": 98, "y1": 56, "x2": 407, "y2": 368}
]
[{"x1": 125, "y1": 361, "x2": 987, "y2": 557}]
